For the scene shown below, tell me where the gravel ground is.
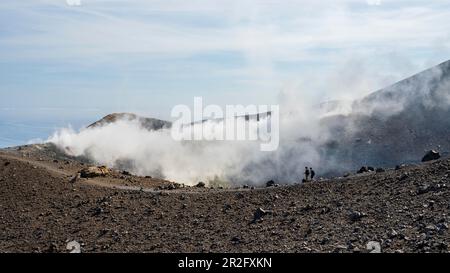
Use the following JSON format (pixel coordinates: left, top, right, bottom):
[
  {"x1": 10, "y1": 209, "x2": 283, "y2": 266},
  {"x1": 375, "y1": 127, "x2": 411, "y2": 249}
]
[{"x1": 0, "y1": 144, "x2": 449, "y2": 253}]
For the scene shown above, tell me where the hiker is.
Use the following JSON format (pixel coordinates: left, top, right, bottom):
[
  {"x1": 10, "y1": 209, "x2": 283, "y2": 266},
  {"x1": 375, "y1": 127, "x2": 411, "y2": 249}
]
[
  {"x1": 304, "y1": 167, "x2": 310, "y2": 181},
  {"x1": 310, "y1": 167, "x2": 315, "y2": 181}
]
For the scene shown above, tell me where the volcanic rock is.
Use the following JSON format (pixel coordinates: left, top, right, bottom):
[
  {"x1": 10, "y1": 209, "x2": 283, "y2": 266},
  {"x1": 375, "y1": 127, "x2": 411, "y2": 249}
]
[
  {"x1": 422, "y1": 150, "x2": 441, "y2": 162},
  {"x1": 195, "y1": 182, "x2": 206, "y2": 188},
  {"x1": 357, "y1": 166, "x2": 373, "y2": 174},
  {"x1": 252, "y1": 208, "x2": 269, "y2": 223},
  {"x1": 79, "y1": 166, "x2": 110, "y2": 178},
  {"x1": 366, "y1": 241, "x2": 381, "y2": 253},
  {"x1": 69, "y1": 173, "x2": 81, "y2": 183},
  {"x1": 349, "y1": 211, "x2": 367, "y2": 222}
]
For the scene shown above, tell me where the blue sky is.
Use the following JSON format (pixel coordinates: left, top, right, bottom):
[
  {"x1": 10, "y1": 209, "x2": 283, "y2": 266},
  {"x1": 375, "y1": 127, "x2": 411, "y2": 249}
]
[{"x1": 1, "y1": 0, "x2": 450, "y2": 146}]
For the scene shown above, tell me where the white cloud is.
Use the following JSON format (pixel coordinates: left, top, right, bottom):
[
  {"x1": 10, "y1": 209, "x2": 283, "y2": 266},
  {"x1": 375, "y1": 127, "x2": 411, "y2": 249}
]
[
  {"x1": 1, "y1": 0, "x2": 450, "y2": 105},
  {"x1": 66, "y1": 0, "x2": 82, "y2": 7},
  {"x1": 367, "y1": 0, "x2": 382, "y2": 6},
  {"x1": 2, "y1": 0, "x2": 450, "y2": 61}
]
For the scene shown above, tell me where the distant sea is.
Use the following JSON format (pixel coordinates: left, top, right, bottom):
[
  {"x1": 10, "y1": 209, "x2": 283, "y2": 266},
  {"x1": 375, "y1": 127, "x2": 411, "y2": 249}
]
[
  {"x1": 0, "y1": 110, "x2": 99, "y2": 148},
  {"x1": 0, "y1": 119, "x2": 90, "y2": 148}
]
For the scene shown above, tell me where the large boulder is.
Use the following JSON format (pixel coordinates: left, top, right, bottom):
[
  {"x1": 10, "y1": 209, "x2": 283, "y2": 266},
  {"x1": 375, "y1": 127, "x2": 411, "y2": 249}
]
[
  {"x1": 421, "y1": 150, "x2": 441, "y2": 162},
  {"x1": 357, "y1": 166, "x2": 369, "y2": 174},
  {"x1": 80, "y1": 166, "x2": 110, "y2": 178},
  {"x1": 266, "y1": 180, "x2": 276, "y2": 187},
  {"x1": 195, "y1": 181, "x2": 206, "y2": 188}
]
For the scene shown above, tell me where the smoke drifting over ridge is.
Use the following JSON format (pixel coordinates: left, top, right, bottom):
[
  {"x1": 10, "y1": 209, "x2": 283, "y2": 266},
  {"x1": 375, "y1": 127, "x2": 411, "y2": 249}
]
[
  {"x1": 48, "y1": 60, "x2": 450, "y2": 186},
  {"x1": 49, "y1": 117, "x2": 281, "y2": 186}
]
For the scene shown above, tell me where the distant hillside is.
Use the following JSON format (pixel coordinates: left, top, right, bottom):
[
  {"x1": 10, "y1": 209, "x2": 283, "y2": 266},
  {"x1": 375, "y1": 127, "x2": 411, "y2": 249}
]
[
  {"x1": 87, "y1": 113, "x2": 171, "y2": 131},
  {"x1": 320, "y1": 60, "x2": 450, "y2": 175}
]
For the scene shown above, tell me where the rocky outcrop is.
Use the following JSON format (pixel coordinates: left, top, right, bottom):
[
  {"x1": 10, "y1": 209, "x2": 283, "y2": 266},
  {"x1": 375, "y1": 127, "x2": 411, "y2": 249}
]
[
  {"x1": 79, "y1": 166, "x2": 110, "y2": 178},
  {"x1": 422, "y1": 150, "x2": 441, "y2": 162}
]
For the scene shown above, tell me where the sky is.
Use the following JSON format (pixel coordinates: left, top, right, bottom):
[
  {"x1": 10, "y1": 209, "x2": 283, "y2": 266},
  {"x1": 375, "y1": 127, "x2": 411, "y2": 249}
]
[{"x1": 1, "y1": 0, "x2": 450, "y2": 146}]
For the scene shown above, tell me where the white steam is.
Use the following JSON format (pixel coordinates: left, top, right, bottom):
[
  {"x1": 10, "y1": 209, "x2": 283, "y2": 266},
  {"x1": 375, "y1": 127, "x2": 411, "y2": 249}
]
[
  {"x1": 48, "y1": 60, "x2": 450, "y2": 186},
  {"x1": 49, "y1": 117, "x2": 286, "y2": 186}
]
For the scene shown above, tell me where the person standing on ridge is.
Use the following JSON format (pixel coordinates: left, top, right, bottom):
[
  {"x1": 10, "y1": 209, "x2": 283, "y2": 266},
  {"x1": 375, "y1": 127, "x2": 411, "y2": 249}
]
[
  {"x1": 310, "y1": 167, "x2": 315, "y2": 181},
  {"x1": 304, "y1": 167, "x2": 310, "y2": 182}
]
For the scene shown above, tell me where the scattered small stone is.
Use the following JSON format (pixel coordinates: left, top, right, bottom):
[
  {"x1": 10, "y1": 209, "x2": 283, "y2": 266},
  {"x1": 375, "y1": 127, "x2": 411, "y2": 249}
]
[
  {"x1": 223, "y1": 204, "x2": 232, "y2": 211},
  {"x1": 376, "y1": 167, "x2": 385, "y2": 173},
  {"x1": 389, "y1": 229, "x2": 398, "y2": 238},
  {"x1": 417, "y1": 184, "x2": 430, "y2": 195},
  {"x1": 231, "y1": 237, "x2": 241, "y2": 244},
  {"x1": 366, "y1": 241, "x2": 381, "y2": 253},
  {"x1": 91, "y1": 207, "x2": 104, "y2": 216},
  {"x1": 266, "y1": 180, "x2": 275, "y2": 187},
  {"x1": 320, "y1": 207, "x2": 330, "y2": 215},
  {"x1": 235, "y1": 192, "x2": 244, "y2": 199},
  {"x1": 425, "y1": 224, "x2": 437, "y2": 232},
  {"x1": 46, "y1": 243, "x2": 58, "y2": 253},
  {"x1": 350, "y1": 211, "x2": 367, "y2": 222},
  {"x1": 66, "y1": 240, "x2": 81, "y2": 253},
  {"x1": 320, "y1": 237, "x2": 330, "y2": 245},
  {"x1": 437, "y1": 222, "x2": 449, "y2": 231},
  {"x1": 4, "y1": 161, "x2": 10, "y2": 167},
  {"x1": 399, "y1": 172, "x2": 409, "y2": 181},
  {"x1": 300, "y1": 204, "x2": 313, "y2": 212},
  {"x1": 69, "y1": 173, "x2": 80, "y2": 183},
  {"x1": 122, "y1": 170, "x2": 131, "y2": 176},
  {"x1": 333, "y1": 245, "x2": 347, "y2": 253},
  {"x1": 166, "y1": 184, "x2": 176, "y2": 190},
  {"x1": 252, "y1": 208, "x2": 270, "y2": 223},
  {"x1": 357, "y1": 166, "x2": 375, "y2": 174}
]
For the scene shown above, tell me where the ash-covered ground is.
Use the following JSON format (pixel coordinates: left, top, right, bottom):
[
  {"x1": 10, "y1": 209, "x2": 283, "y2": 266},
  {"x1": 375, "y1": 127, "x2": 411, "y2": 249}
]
[{"x1": 0, "y1": 143, "x2": 449, "y2": 253}]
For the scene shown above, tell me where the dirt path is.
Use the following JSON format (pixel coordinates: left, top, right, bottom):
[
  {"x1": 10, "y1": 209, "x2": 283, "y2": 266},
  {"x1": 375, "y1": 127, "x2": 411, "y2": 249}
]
[
  {"x1": 0, "y1": 152, "x2": 70, "y2": 177},
  {"x1": 0, "y1": 152, "x2": 258, "y2": 195}
]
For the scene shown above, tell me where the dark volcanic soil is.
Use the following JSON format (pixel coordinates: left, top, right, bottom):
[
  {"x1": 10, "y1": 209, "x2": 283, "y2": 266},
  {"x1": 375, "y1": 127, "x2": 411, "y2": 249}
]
[{"x1": 0, "y1": 144, "x2": 449, "y2": 253}]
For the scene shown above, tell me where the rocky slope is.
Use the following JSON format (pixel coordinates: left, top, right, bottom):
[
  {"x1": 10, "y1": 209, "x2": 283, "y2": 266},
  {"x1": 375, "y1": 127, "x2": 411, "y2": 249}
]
[
  {"x1": 320, "y1": 60, "x2": 450, "y2": 175},
  {"x1": 0, "y1": 144, "x2": 449, "y2": 253}
]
